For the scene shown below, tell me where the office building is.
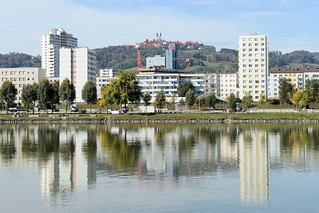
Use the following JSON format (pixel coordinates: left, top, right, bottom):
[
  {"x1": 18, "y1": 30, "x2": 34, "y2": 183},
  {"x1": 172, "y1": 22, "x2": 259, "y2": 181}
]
[
  {"x1": 0, "y1": 68, "x2": 46, "y2": 103},
  {"x1": 166, "y1": 44, "x2": 178, "y2": 69},
  {"x1": 41, "y1": 29, "x2": 78, "y2": 78},
  {"x1": 60, "y1": 47, "x2": 96, "y2": 102},
  {"x1": 238, "y1": 33, "x2": 268, "y2": 101}
]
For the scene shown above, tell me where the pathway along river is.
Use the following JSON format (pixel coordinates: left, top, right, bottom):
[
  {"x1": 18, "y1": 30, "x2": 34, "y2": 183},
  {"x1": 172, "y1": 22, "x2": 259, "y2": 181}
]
[{"x1": 0, "y1": 124, "x2": 319, "y2": 212}]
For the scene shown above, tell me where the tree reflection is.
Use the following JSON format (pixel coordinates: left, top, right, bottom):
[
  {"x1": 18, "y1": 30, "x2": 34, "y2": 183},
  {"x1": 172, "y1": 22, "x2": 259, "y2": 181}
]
[
  {"x1": 100, "y1": 128, "x2": 141, "y2": 174},
  {"x1": 0, "y1": 127, "x2": 16, "y2": 162}
]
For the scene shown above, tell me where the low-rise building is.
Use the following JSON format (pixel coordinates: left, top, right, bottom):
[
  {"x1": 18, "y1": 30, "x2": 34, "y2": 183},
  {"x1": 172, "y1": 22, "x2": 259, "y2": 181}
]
[
  {"x1": 268, "y1": 67, "x2": 319, "y2": 98},
  {"x1": 137, "y1": 67, "x2": 217, "y2": 98},
  {"x1": 0, "y1": 67, "x2": 46, "y2": 103},
  {"x1": 96, "y1": 68, "x2": 118, "y2": 97},
  {"x1": 146, "y1": 55, "x2": 165, "y2": 68}
]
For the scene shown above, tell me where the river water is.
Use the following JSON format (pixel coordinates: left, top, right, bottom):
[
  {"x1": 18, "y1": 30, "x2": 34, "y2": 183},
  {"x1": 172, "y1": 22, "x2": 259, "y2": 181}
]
[{"x1": 0, "y1": 124, "x2": 319, "y2": 212}]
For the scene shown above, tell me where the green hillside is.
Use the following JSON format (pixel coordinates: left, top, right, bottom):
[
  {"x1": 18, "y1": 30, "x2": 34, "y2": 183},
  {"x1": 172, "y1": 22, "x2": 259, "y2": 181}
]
[{"x1": 1, "y1": 46, "x2": 319, "y2": 74}]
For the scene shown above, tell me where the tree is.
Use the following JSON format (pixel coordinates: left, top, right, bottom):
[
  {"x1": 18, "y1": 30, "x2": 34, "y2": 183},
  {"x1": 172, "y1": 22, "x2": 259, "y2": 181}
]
[
  {"x1": 82, "y1": 80, "x2": 97, "y2": 104},
  {"x1": 185, "y1": 89, "x2": 196, "y2": 109},
  {"x1": 99, "y1": 85, "x2": 114, "y2": 110},
  {"x1": 38, "y1": 79, "x2": 56, "y2": 113},
  {"x1": 178, "y1": 98, "x2": 185, "y2": 111},
  {"x1": 226, "y1": 93, "x2": 236, "y2": 110},
  {"x1": 142, "y1": 93, "x2": 151, "y2": 106},
  {"x1": 205, "y1": 93, "x2": 217, "y2": 110},
  {"x1": 300, "y1": 91, "x2": 310, "y2": 108},
  {"x1": 279, "y1": 78, "x2": 294, "y2": 104},
  {"x1": 305, "y1": 79, "x2": 319, "y2": 102},
  {"x1": 290, "y1": 89, "x2": 310, "y2": 109},
  {"x1": 242, "y1": 93, "x2": 253, "y2": 109},
  {"x1": 259, "y1": 93, "x2": 267, "y2": 112},
  {"x1": 154, "y1": 90, "x2": 166, "y2": 110},
  {"x1": 82, "y1": 80, "x2": 97, "y2": 113},
  {"x1": 177, "y1": 82, "x2": 194, "y2": 97},
  {"x1": 59, "y1": 78, "x2": 75, "y2": 113},
  {"x1": 21, "y1": 83, "x2": 38, "y2": 113},
  {"x1": 0, "y1": 80, "x2": 17, "y2": 111},
  {"x1": 100, "y1": 71, "x2": 141, "y2": 110}
]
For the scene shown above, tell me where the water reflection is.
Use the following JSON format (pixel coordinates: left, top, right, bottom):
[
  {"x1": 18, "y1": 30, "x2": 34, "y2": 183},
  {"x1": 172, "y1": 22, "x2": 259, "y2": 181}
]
[{"x1": 1, "y1": 124, "x2": 319, "y2": 207}]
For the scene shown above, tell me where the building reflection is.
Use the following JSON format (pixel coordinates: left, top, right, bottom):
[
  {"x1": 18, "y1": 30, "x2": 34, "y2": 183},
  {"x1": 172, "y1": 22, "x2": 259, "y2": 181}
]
[
  {"x1": 40, "y1": 126, "x2": 97, "y2": 204},
  {"x1": 238, "y1": 128, "x2": 270, "y2": 205}
]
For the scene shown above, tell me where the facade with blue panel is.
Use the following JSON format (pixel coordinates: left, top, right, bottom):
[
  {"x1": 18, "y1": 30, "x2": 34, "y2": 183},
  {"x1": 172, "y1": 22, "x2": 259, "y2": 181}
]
[{"x1": 166, "y1": 44, "x2": 178, "y2": 69}]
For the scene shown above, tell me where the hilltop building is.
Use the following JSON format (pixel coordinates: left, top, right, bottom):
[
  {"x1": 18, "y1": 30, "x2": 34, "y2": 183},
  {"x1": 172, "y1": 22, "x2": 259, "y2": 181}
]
[
  {"x1": 238, "y1": 33, "x2": 268, "y2": 101},
  {"x1": 59, "y1": 47, "x2": 96, "y2": 102},
  {"x1": 0, "y1": 68, "x2": 46, "y2": 103},
  {"x1": 41, "y1": 29, "x2": 78, "y2": 78}
]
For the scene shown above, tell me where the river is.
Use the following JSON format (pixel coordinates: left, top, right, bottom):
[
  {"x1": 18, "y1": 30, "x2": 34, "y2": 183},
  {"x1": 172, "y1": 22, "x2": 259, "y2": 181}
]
[{"x1": 0, "y1": 124, "x2": 319, "y2": 212}]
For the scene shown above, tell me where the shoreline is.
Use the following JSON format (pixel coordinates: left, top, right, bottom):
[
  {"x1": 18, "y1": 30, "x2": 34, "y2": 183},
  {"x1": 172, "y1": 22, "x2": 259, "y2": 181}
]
[{"x1": 2, "y1": 113, "x2": 319, "y2": 124}]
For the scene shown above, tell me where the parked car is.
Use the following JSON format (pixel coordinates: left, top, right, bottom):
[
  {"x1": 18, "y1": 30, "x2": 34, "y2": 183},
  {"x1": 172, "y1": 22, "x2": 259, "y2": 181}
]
[{"x1": 70, "y1": 104, "x2": 78, "y2": 112}]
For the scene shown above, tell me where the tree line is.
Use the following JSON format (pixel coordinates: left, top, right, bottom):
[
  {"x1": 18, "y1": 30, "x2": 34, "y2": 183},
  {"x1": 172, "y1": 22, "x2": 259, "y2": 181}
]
[{"x1": 0, "y1": 78, "x2": 97, "y2": 113}]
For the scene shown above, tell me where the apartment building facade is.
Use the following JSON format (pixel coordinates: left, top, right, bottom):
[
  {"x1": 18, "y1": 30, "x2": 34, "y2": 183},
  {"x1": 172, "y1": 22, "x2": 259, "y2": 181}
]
[
  {"x1": 59, "y1": 47, "x2": 96, "y2": 102},
  {"x1": 217, "y1": 73, "x2": 238, "y2": 99},
  {"x1": 238, "y1": 33, "x2": 268, "y2": 101},
  {"x1": 268, "y1": 67, "x2": 319, "y2": 98},
  {"x1": 41, "y1": 29, "x2": 78, "y2": 78},
  {"x1": 137, "y1": 69, "x2": 217, "y2": 98},
  {"x1": 0, "y1": 68, "x2": 46, "y2": 103}
]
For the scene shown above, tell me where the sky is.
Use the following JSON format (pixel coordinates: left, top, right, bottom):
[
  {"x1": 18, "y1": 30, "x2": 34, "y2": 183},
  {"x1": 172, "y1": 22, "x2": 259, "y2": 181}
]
[{"x1": 1, "y1": 0, "x2": 319, "y2": 55}]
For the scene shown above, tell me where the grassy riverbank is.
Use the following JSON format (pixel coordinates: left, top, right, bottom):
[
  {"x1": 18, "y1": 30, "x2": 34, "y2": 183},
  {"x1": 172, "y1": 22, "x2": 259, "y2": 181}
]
[{"x1": 1, "y1": 112, "x2": 319, "y2": 123}]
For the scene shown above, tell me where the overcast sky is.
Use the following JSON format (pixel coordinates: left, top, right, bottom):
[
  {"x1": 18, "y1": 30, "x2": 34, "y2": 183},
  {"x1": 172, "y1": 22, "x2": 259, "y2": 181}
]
[{"x1": 1, "y1": 0, "x2": 318, "y2": 55}]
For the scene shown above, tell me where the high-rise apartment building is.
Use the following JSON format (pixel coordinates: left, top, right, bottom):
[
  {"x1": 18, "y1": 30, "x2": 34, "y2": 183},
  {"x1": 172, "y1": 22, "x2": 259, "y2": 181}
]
[
  {"x1": 238, "y1": 33, "x2": 268, "y2": 101},
  {"x1": 59, "y1": 47, "x2": 96, "y2": 102},
  {"x1": 41, "y1": 29, "x2": 78, "y2": 78}
]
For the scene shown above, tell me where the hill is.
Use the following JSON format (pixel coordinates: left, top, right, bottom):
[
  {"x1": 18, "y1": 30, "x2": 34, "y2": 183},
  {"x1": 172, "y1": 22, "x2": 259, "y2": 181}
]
[
  {"x1": 0, "y1": 52, "x2": 41, "y2": 68},
  {"x1": 1, "y1": 47, "x2": 319, "y2": 74}
]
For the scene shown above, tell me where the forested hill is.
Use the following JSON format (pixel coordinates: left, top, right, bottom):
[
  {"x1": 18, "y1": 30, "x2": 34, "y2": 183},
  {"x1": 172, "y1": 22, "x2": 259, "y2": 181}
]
[
  {"x1": 1, "y1": 47, "x2": 319, "y2": 73},
  {"x1": 0, "y1": 53, "x2": 41, "y2": 68}
]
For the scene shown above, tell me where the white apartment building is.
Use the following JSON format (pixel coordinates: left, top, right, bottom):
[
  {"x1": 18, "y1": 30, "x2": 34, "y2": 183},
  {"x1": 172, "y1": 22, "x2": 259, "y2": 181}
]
[
  {"x1": 137, "y1": 69, "x2": 217, "y2": 98},
  {"x1": 96, "y1": 68, "x2": 118, "y2": 97},
  {"x1": 60, "y1": 47, "x2": 96, "y2": 102},
  {"x1": 217, "y1": 73, "x2": 238, "y2": 99},
  {"x1": 0, "y1": 68, "x2": 46, "y2": 103},
  {"x1": 238, "y1": 33, "x2": 268, "y2": 101},
  {"x1": 41, "y1": 29, "x2": 78, "y2": 78}
]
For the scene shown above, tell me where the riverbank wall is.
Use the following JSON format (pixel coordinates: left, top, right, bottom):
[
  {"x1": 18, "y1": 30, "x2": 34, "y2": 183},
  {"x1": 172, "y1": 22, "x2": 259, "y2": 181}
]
[{"x1": 2, "y1": 116, "x2": 319, "y2": 124}]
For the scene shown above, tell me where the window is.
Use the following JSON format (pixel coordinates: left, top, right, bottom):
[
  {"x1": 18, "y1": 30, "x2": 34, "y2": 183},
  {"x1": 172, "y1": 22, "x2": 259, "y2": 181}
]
[{"x1": 255, "y1": 43, "x2": 258, "y2": 46}]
